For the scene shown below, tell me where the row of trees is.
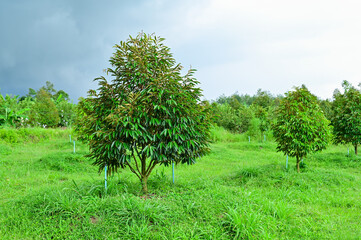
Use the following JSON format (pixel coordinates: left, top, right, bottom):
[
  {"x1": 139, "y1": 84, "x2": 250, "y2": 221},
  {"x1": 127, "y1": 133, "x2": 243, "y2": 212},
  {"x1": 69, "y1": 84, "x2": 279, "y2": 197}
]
[
  {"x1": 212, "y1": 83, "x2": 361, "y2": 145},
  {"x1": 0, "y1": 81, "x2": 75, "y2": 128},
  {"x1": 207, "y1": 82, "x2": 361, "y2": 174},
  {"x1": 74, "y1": 32, "x2": 361, "y2": 192},
  {"x1": 272, "y1": 81, "x2": 361, "y2": 172}
]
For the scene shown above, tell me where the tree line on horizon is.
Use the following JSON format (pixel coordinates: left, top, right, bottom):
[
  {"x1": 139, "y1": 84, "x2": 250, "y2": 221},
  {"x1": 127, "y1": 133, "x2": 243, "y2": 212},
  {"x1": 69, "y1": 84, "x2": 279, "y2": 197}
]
[
  {"x1": 0, "y1": 80, "x2": 359, "y2": 140},
  {"x1": 1, "y1": 78, "x2": 359, "y2": 183},
  {"x1": 205, "y1": 81, "x2": 361, "y2": 174},
  {"x1": 211, "y1": 84, "x2": 344, "y2": 136},
  {"x1": 211, "y1": 88, "x2": 325, "y2": 135},
  {"x1": 0, "y1": 81, "x2": 75, "y2": 128}
]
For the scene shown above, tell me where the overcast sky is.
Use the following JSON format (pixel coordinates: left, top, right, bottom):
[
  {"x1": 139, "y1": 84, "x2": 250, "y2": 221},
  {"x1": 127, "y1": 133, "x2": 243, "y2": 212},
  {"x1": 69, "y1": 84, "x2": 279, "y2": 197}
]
[{"x1": 1, "y1": 0, "x2": 361, "y2": 101}]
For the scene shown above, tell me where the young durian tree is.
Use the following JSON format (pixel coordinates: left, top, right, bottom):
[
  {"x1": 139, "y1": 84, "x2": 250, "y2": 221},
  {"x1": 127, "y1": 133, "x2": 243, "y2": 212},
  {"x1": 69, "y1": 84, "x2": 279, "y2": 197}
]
[
  {"x1": 331, "y1": 80, "x2": 361, "y2": 155},
  {"x1": 272, "y1": 86, "x2": 331, "y2": 172},
  {"x1": 75, "y1": 33, "x2": 212, "y2": 193}
]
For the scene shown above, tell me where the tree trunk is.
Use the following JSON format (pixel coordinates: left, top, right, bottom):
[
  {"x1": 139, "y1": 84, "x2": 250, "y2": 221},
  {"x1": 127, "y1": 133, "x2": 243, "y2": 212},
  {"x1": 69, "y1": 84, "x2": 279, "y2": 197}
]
[
  {"x1": 141, "y1": 176, "x2": 148, "y2": 194},
  {"x1": 296, "y1": 156, "x2": 300, "y2": 173},
  {"x1": 140, "y1": 156, "x2": 148, "y2": 193},
  {"x1": 355, "y1": 144, "x2": 358, "y2": 155}
]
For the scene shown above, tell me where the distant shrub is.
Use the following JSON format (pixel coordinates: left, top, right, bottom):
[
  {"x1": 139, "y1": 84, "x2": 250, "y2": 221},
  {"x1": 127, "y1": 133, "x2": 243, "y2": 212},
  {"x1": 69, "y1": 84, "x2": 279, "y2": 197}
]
[
  {"x1": 37, "y1": 152, "x2": 90, "y2": 172},
  {"x1": 0, "y1": 127, "x2": 70, "y2": 144},
  {"x1": 246, "y1": 117, "x2": 261, "y2": 138},
  {"x1": 29, "y1": 89, "x2": 59, "y2": 128},
  {"x1": 214, "y1": 103, "x2": 252, "y2": 133},
  {"x1": 56, "y1": 100, "x2": 76, "y2": 127},
  {"x1": 0, "y1": 128, "x2": 19, "y2": 143},
  {"x1": 209, "y1": 126, "x2": 244, "y2": 143}
]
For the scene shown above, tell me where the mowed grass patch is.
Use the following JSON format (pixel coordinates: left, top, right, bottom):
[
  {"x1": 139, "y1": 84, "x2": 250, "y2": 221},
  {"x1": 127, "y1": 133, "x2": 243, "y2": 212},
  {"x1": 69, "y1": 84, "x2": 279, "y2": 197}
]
[{"x1": 0, "y1": 127, "x2": 361, "y2": 239}]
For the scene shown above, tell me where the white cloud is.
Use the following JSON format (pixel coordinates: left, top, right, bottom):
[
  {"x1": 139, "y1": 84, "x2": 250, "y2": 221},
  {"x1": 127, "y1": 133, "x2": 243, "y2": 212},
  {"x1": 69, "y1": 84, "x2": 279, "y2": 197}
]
[{"x1": 167, "y1": 0, "x2": 361, "y2": 99}]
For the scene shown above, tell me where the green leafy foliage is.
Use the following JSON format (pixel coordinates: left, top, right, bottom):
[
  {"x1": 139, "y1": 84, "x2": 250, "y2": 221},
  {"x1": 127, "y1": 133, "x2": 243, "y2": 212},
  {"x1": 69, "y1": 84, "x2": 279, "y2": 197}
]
[
  {"x1": 0, "y1": 94, "x2": 32, "y2": 127},
  {"x1": 0, "y1": 82, "x2": 74, "y2": 128},
  {"x1": 331, "y1": 81, "x2": 361, "y2": 154},
  {"x1": 216, "y1": 89, "x2": 277, "y2": 109},
  {"x1": 213, "y1": 90, "x2": 280, "y2": 135},
  {"x1": 252, "y1": 105, "x2": 271, "y2": 135},
  {"x1": 272, "y1": 86, "x2": 331, "y2": 172},
  {"x1": 213, "y1": 103, "x2": 252, "y2": 133},
  {"x1": 318, "y1": 98, "x2": 333, "y2": 120},
  {"x1": 39, "y1": 81, "x2": 70, "y2": 102},
  {"x1": 253, "y1": 89, "x2": 274, "y2": 109},
  {"x1": 29, "y1": 89, "x2": 60, "y2": 128},
  {"x1": 75, "y1": 33, "x2": 212, "y2": 193},
  {"x1": 56, "y1": 95, "x2": 76, "y2": 127},
  {"x1": 0, "y1": 127, "x2": 68, "y2": 143},
  {"x1": 246, "y1": 117, "x2": 261, "y2": 137}
]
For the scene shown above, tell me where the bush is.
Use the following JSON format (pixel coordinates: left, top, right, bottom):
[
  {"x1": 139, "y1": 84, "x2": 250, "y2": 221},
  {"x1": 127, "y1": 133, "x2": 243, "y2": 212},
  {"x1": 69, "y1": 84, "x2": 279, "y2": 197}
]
[
  {"x1": 214, "y1": 103, "x2": 252, "y2": 133},
  {"x1": 209, "y1": 126, "x2": 244, "y2": 142},
  {"x1": 0, "y1": 127, "x2": 70, "y2": 144},
  {"x1": 246, "y1": 117, "x2": 261, "y2": 138},
  {"x1": 29, "y1": 89, "x2": 59, "y2": 128}
]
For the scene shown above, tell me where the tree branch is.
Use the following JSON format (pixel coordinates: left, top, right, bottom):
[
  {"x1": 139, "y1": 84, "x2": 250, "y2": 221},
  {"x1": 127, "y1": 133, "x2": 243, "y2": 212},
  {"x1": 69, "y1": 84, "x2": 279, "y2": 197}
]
[
  {"x1": 131, "y1": 148, "x2": 141, "y2": 175},
  {"x1": 126, "y1": 161, "x2": 141, "y2": 180},
  {"x1": 145, "y1": 159, "x2": 155, "y2": 174},
  {"x1": 146, "y1": 160, "x2": 158, "y2": 177},
  {"x1": 135, "y1": 145, "x2": 143, "y2": 162}
]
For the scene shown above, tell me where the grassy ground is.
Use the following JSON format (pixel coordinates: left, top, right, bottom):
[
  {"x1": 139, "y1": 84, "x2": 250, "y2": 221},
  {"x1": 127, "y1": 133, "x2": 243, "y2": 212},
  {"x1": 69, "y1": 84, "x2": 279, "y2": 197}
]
[{"x1": 0, "y1": 127, "x2": 361, "y2": 239}]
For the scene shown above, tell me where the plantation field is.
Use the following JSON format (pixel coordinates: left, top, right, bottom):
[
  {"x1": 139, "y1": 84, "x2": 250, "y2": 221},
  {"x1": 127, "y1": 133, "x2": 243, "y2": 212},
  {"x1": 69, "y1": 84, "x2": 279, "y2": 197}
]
[{"x1": 1, "y1": 127, "x2": 361, "y2": 239}]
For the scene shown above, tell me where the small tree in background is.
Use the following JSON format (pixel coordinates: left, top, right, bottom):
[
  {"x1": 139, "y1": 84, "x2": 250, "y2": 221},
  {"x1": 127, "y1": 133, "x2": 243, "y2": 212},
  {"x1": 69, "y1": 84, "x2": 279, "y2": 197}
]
[
  {"x1": 253, "y1": 89, "x2": 273, "y2": 109},
  {"x1": 29, "y1": 89, "x2": 59, "y2": 127},
  {"x1": 56, "y1": 99, "x2": 76, "y2": 127},
  {"x1": 253, "y1": 105, "x2": 270, "y2": 136},
  {"x1": 40, "y1": 81, "x2": 57, "y2": 98},
  {"x1": 318, "y1": 98, "x2": 333, "y2": 121},
  {"x1": 253, "y1": 89, "x2": 273, "y2": 136},
  {"x1": 75, "y1": 33, "x2": 212, "y2": 193},
  {"x1": 331, "y1": 80, "x2": 361, "y2": 154},
  {"x1": 272, "y1": 86, "x2": 331, "y2": 172}
]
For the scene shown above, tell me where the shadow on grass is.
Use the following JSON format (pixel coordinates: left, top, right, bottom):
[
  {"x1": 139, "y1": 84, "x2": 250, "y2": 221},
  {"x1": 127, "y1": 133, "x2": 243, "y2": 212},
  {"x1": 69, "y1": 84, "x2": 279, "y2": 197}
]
[
  {"x1": 36, "y1": 152, "x2": 93, "y2": 172},
  {"x1": 3, "y1": 180, "x2": 172, "y2": 239},
  {"x1": 219, "y1": 163, "x2": 356, "y2": 191},
  {"x1": 312, "y1": 152, "x2": 361, "y2": 168},
  {"x1": 226, "y1": 142, "x2": 277, "y2": 152}
]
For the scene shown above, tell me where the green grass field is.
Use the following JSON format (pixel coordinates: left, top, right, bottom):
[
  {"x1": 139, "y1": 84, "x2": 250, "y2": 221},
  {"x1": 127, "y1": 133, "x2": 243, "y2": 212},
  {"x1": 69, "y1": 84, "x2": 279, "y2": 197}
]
[{"x1": 1, "y1": 127, "x2": 361, "y2": 239}]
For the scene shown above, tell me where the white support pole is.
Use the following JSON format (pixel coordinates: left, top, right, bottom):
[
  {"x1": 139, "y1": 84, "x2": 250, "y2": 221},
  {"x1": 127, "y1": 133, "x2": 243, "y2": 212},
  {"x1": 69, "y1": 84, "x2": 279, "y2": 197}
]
[
  {"x1": 172, "y1": 161, "x2": 175, "y2": 184},
  {"x1": 105, "y1": 165, "x2": 108, "y2": 192}
]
